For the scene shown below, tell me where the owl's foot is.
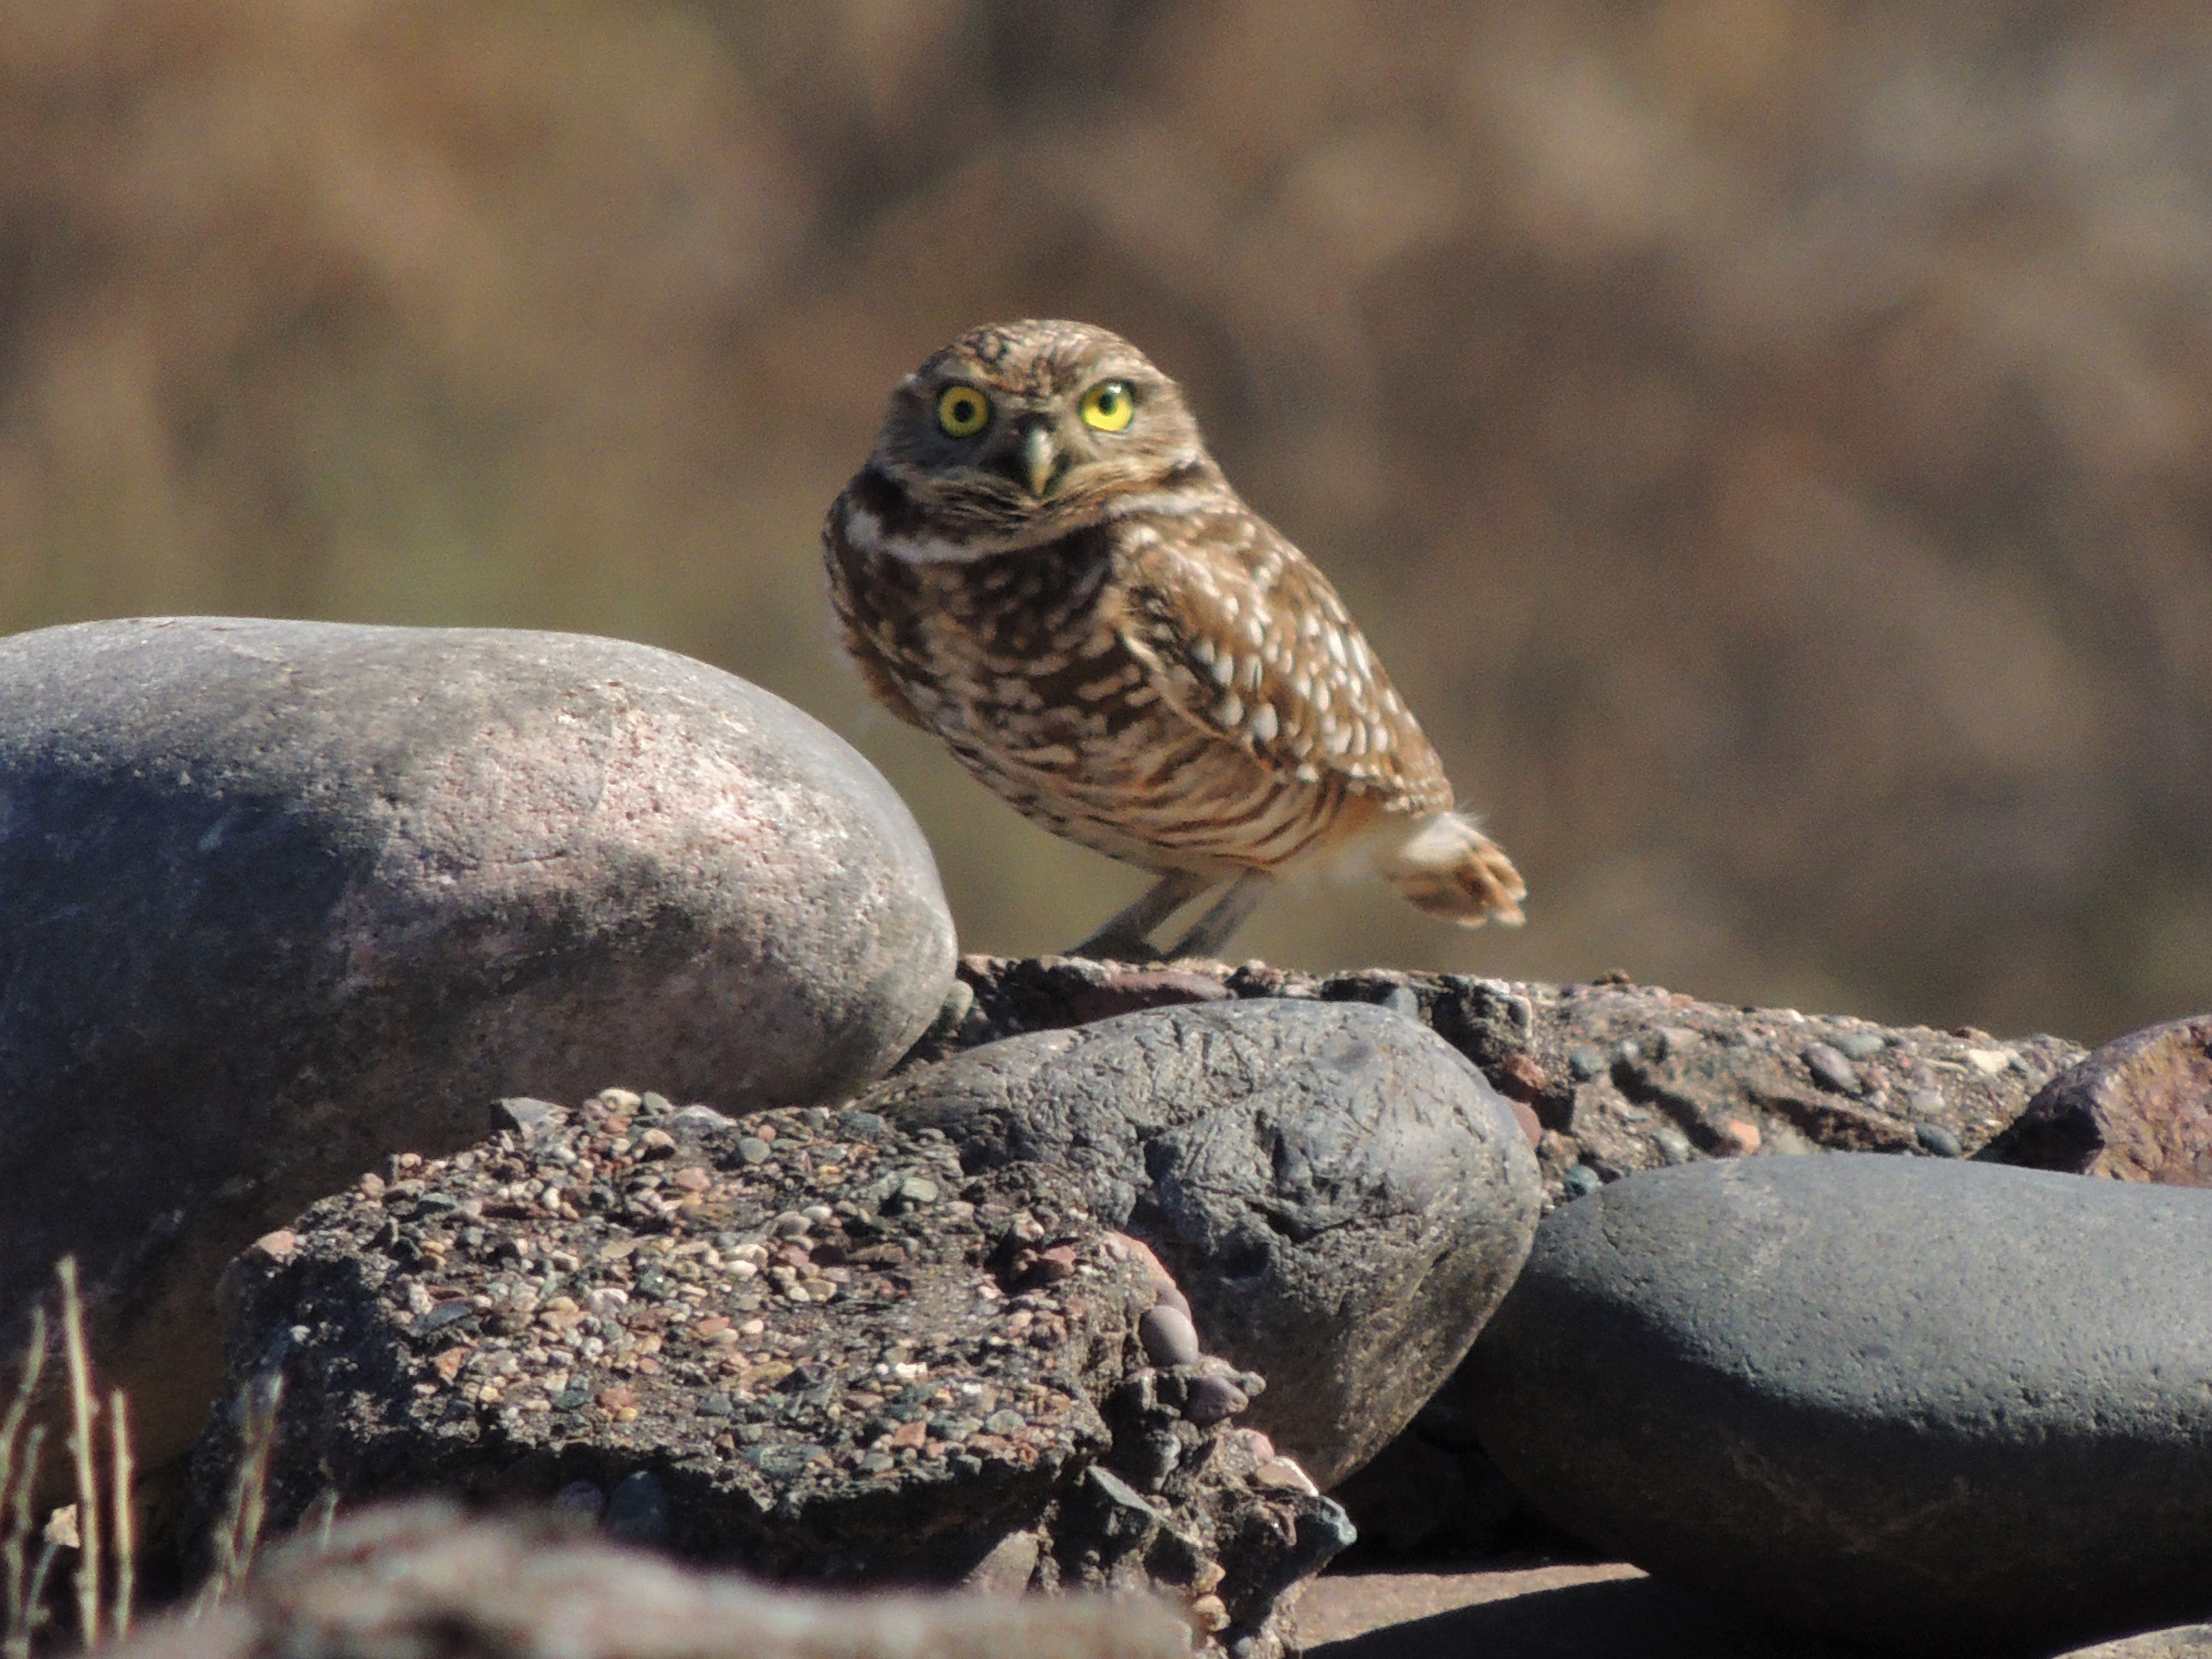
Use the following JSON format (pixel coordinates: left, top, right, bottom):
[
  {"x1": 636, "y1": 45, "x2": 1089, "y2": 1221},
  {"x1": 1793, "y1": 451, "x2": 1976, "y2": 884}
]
[
  {"x1": 1162, "y1": 869, "x2": 1270, "y2": 961},
  {"x1": 1070, "y1": 867, "x2": 1272, "y2": 962},
  {"x1": 1070, "y1": 868, "x2": 1213, "y2": 962}
]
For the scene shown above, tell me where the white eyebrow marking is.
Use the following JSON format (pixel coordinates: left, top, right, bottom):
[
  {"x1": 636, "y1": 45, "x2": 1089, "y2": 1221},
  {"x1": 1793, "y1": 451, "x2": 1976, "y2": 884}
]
[{"x1": 879, "y1": 532, "x2": 997, "y2": 565}]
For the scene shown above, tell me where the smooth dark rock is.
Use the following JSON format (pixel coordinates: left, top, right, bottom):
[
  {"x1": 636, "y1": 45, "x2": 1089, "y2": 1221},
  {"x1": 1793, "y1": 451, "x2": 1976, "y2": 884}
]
[
  {"x1": 1982, "y1": 1014, "x2": 2212, "y2": 1185},
  {"x1": 1463, "y1": 1155, "x2": 2212, "y2": 1655},
  {"x1": 867, "y1": 999, "x2": 1542, "y2": 1489},
  {"x1": 606, "y1": 1470, "x2": 671, "y2": 1547},
  {"x1": 0, "y1": 617, "x2": 954, "y2": 1478}
]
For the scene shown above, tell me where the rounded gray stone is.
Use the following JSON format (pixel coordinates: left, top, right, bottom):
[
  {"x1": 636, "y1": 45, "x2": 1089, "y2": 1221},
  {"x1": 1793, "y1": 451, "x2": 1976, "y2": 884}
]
[
  {"x1": 1463, "y1": 1154, "x2": 2212, "y2": 1655},
  {"x1": 0, "y1": 617, "x2": 953, "y2": 1474},
  {"x1": 868, "y1": 999, "x2": 1542, "y2": 1489}
]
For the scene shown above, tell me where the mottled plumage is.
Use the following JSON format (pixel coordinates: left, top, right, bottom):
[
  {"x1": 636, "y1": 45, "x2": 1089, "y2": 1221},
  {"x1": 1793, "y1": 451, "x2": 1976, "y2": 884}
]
[{"x1": 824, "y1": 318, "x2": 1524, "y2": 960}]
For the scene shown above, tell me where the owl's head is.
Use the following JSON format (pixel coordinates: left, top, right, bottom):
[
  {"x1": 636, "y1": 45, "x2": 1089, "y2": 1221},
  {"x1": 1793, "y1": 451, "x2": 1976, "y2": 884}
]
[{"x1": 866, "y1": 320, "x2": 1219, "y2": 552}]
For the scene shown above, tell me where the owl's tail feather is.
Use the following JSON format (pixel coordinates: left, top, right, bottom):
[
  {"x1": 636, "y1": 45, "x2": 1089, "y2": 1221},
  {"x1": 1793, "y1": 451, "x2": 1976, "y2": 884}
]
[{"x1": 1384, "y1": 811, "x2": 1527, "y2": 928}]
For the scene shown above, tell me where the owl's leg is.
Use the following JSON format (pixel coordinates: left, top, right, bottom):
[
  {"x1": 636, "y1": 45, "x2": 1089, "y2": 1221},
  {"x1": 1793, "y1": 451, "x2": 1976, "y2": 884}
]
[
  {"x1": 1163, "y1": 868, "x2": 1271, "y2": 961},
  {"x1": 1070, "y1": 868, "x2": 1214, "y2": 961}
]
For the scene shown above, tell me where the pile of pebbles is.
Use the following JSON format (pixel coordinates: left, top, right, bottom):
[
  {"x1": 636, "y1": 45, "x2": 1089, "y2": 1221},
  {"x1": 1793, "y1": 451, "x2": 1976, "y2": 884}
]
[{"x1": 196, "y1": 1086, "x2": 1348, "y2": 1657}]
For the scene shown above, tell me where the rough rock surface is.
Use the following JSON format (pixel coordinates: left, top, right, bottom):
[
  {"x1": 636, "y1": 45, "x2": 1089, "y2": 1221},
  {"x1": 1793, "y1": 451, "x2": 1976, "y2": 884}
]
[
  {"x1": 117, "y1": 1501, "x2": 1195, "y2": 1659},
  {"x1": 869, "y1": 1000, "x2": 1540, "y2": 1491},
  {"x1": 907, "y1": 957, "x2": 2083, "y2": 1203},
  {"x1": 1460, "y1": 1154, "x2": 2212, "y2": 1656},
  {"x1": 192, "y1": 1088, "x2": 1349, "y2": 1656},
  {"x1": 0, "y1": 617, "x2": 954, "y2": 1479},
  {"x1": 908, "y1": 955, "x2": 2084, "y2": 1549},
  {"x1": 1983, "y1": 1015, "x2": 2212, "y2": 1185}
]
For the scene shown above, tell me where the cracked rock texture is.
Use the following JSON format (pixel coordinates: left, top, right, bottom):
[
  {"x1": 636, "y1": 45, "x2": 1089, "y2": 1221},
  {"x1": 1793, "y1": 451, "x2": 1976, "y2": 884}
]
[
  {"x1": 868, "y1": 999, "x2": 1540, "y2": 1490},
  {"x1": 0, "y1": 618, "x2": 954, "y2": 1482},
  {"x1": 1461, "y1": 1154, "x2": 2212, "y2": 1656},
  {"x1": 193, "y1": 1089, "x2": 1349, "y2": 1657}
]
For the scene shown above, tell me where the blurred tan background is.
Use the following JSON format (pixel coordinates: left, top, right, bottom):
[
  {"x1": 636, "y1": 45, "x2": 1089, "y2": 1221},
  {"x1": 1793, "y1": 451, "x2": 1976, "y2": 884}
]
[{"x1": 3, "y1": 0, "x2": 2208, "y2": 1043}]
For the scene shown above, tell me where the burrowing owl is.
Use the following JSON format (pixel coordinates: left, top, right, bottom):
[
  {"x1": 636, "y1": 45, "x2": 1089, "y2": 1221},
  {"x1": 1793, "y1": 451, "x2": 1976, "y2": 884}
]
[{"x1": 824, "y1": 319, "x2": 1525, "y2": 961}]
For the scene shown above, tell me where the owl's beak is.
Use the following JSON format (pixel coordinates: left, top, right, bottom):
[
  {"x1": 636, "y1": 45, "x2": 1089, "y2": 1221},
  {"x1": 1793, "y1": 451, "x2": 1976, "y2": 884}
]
[{"x1": 1022, "y1": 425, "x2": 1058, "y2": 497}]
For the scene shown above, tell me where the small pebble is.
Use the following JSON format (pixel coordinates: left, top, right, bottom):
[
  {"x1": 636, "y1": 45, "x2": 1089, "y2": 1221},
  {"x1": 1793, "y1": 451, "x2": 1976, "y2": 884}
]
[
  {"x1": 1802, "y1": 1043, "x2": 1863, "y2": 1097},
  {"x1": 1562, "y1": 1165, "x2": 1603, "y2": 1199},
  {"x1": 736, "y1": 1137, "x2": 772, "y2": 1165},
  {"x1": 1653, "y1": 1127, "x2": 1694, "y2": 1166},
  {"x1": 671, "y1": 1104, "x2": 735, "y2": 1131},
  {"x1": 1251, "y1": 1456, "x2": 1319, "y2": 1496},
  {"x1": 1381, "y1": 986, "x2": 1420, "y2": 1021},
  {"x1": 1831, "y1": 1031, "x2": 1888, "y2": 1061},
  {"x1": 1568, "y1": 1046, "x2": 1608, "y2": 1081},
  {"x1": 1183, "y1": 1374, "x2": 1249, "y2": 1425},
  {"x1": 1915, "y1": 1123, "x2": 1964, "y2": 1158},
  {"x1": 1140, "y1": 1304, "x2": 1202, "y2": 1368}
]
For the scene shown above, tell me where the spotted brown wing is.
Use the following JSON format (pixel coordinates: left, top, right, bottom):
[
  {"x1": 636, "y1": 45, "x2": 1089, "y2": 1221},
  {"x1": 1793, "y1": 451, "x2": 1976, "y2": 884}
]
[{"x1": 1112, "y1": 506, "x2": 1453, "y2": 813}]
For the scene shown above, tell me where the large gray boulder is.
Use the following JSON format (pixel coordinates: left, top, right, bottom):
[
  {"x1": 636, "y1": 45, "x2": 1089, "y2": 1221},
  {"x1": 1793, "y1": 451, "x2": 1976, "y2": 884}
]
[
  {"x1": 1463, "y1": 1155, "x2": 2212, "y2": 1655},
  {"x1": 869, "y1": 999, "x2": 1543, "y2": 1490},
  {"x1": 0, "y1": 617, "x2": 954, "y2": 1475}
]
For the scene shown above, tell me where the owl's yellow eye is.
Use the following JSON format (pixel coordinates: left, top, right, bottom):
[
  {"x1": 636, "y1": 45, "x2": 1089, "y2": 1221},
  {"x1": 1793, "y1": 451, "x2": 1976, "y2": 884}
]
[
  {"x1": 936, "y1": 385, "x2": 990, "y2": 438},
  {"x1": 1079, "y1": 380, "x2": 1135, "y2": 432}
]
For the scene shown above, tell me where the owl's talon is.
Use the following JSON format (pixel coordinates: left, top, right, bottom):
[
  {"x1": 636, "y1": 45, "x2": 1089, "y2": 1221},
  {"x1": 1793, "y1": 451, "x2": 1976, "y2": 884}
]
[
  {"x1": 1162, "y1": 869, "x2": 1270, "y2": 962},
  {"x1": 1067, "y1": 927, "x2": 1161, "y2": 964},
  {"x1": 1070, "y1": 867, "x2": 1213, "y2": 962}
]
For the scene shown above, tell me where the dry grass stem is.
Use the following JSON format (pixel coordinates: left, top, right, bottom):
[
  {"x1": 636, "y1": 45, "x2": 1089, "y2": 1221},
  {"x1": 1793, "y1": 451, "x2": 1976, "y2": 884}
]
[
  {"x1": 106, "y1": 1391, "x2": 132, "y2": 1642},
  {"x1": 192, "y1": 1373, "x2": 284, "y2": 1621},
  {"x1": 1, "y1": 1305, "x2": 49, "y2": 1659},
  {"x1": 15, "y1": 1504, "x2": 60, "y2": 1659},
  {"x1": 57, "y1": 1261, "x2": 101, "y2": 1650}
]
